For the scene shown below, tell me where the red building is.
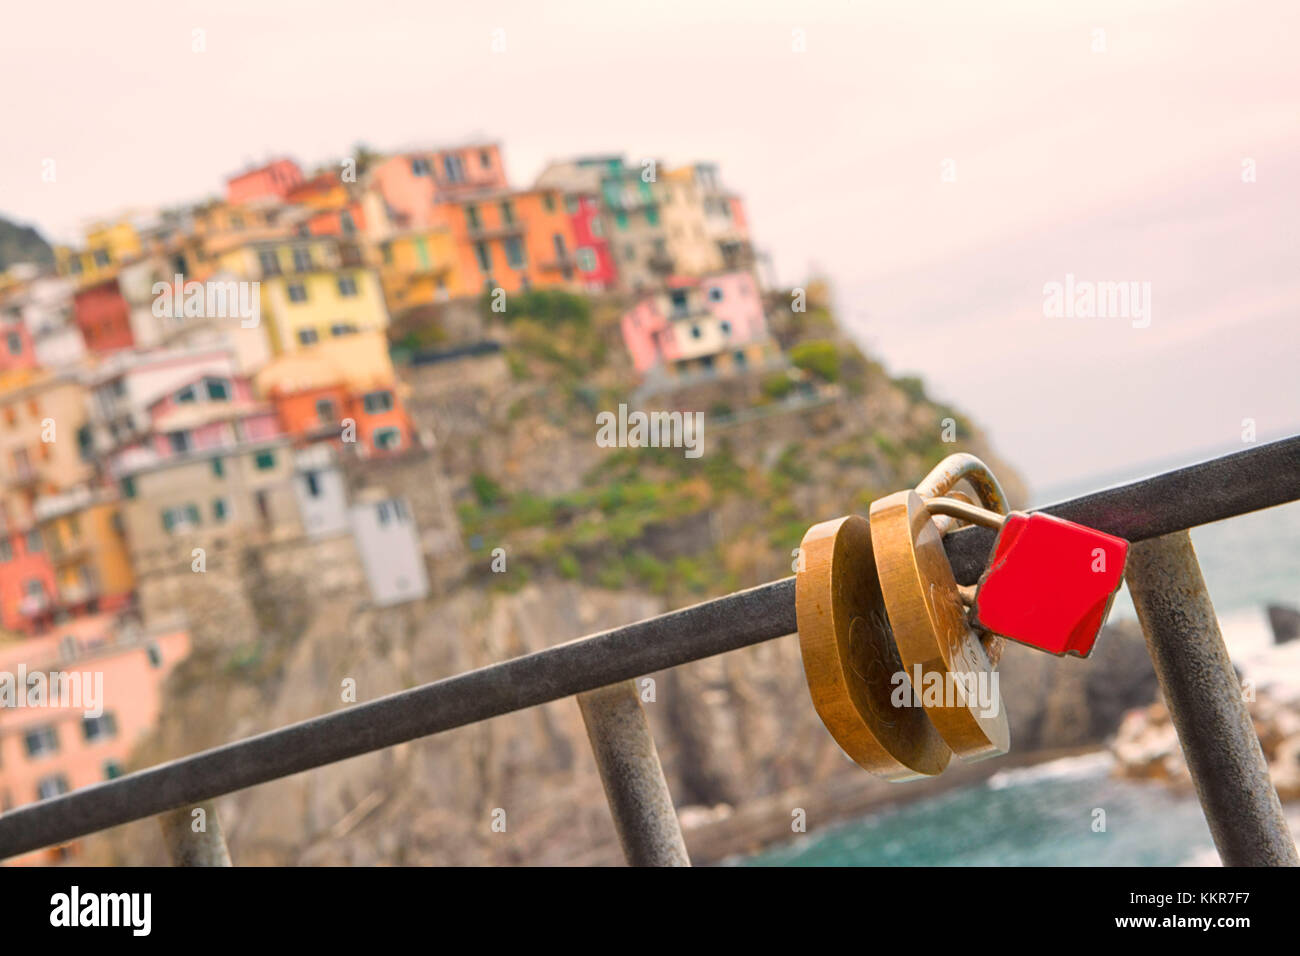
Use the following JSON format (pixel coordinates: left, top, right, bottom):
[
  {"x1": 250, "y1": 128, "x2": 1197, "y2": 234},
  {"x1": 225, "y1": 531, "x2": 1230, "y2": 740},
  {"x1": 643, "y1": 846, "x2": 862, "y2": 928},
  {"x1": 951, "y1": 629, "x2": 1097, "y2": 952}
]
[
  {"x1": 226, "y1": 158, "x2": 304, "y2": 205},
  {"x1": 566, "y1": 193, "x2": 618, "y2": 291},
  {"x1": 73, "y1": 279, "x2": 134, "y2": 354},
  {"x1": 0, "y1": 526, "x2": 58, "y2": 634},
  {"x1": 0, "y1": 314, "x2": 38, "y2": 372}
]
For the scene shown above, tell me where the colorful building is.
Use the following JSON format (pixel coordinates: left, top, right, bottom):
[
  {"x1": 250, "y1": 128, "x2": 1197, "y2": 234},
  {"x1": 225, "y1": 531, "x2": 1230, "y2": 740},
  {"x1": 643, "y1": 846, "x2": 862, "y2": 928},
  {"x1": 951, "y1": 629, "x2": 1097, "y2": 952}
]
[
  {"x1": 255, "y1": 331, "x2": 412, "y2": 455},
  {"x1": 0, "y1": 615, "x2": 189, "y2": 864},
  {"x1": 225, "y1": 158, "x2": 304, "y2": 205},
  {"x1": 367, "y1": 144, "x2": 508, "y2": 230},
  {"x1": 620, "y1": 270, "x2": 775, "y2": 377},
  {"x1": 0, "y1": 269, "x2": 82, "y2": 371},
  {"x1": 374, "y1": 228, "x2": 465, "y2": 312},
  {"x1": 217, "y1": 238, "x2": 390, "y2": 355},
  {"x1": 0, "y1": 525, "x2": 58, "y2": 635},
  {"x1": 32, "y1": 487, "x2": 135, "y2": 617},
  {"x1": 435, "y1": 187, "x2": 581, "y2": 295},
  {"x1": 73, "y1": 278, "x2": 135, "y2": 354}
]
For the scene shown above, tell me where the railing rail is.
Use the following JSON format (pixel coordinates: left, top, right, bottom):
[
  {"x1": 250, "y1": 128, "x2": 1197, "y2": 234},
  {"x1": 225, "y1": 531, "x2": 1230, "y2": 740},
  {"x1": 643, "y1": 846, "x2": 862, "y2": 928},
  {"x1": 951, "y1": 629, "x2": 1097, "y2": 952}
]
[{"x1": 2, "y1": 435, "x2": 1298, "y2": 864}]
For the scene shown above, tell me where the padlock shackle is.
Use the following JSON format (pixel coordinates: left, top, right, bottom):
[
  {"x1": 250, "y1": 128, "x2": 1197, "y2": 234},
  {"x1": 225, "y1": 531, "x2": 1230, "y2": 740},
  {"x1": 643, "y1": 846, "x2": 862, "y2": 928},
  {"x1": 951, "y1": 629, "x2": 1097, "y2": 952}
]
[
  {"x1": 915, "y1": 454, "x2": 1009, "y2": 516},
  {"x1": 923, "y1": 496, "x2": 1007, "y2": 530}
]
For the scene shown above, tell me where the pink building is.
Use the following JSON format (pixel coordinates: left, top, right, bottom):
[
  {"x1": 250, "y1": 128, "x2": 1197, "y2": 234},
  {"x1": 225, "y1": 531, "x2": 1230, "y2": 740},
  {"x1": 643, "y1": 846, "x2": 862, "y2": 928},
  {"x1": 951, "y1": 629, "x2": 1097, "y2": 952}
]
[
  {"x1": 226, "y1": 158, "x2": 304, "y2": 205},
  {"x1": 0, "y1": 614, "x2": 190, "y2": 865},
  {"x1": 620, "y1": 270, "x2": 771, "y2": 377},
  {"x1": 368, "y1": 144, "x2": 508, "y2": 229}
]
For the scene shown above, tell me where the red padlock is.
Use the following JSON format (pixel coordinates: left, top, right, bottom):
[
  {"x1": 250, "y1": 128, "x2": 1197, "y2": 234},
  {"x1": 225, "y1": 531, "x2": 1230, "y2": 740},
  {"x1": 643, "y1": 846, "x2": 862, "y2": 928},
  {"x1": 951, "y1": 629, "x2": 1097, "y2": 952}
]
[{"x1": 925, "y1": 498, "x2": 1128, "y2": 657}]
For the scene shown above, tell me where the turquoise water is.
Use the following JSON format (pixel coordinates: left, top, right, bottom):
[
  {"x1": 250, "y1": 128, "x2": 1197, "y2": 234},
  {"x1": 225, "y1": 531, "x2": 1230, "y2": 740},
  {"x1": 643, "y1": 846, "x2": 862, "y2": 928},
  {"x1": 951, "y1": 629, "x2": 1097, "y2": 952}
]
[
  {"x1": 743, "y1": 444, "x2": 1300, "y2": 866},
  {"x1": 736, "y1": 755, "x2": 1219, "y2": 867}
]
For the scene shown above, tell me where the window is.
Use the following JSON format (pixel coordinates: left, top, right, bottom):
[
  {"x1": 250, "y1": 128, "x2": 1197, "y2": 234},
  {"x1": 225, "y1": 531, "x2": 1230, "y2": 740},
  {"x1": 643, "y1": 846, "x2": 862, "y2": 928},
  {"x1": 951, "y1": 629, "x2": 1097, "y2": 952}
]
[
  {"x1": 577, "y1": 248, "x2": 597, "y2": 272},
  {"x1": 645, "y1": 206, "x2": 660, "y2": 227},
  {"x1": 298, "y1": 328, "x2": 319, "y2": 346},
  {"x1": 670, "y1": 289, "x2": 689, "y2": 316},
  {"x1": 565, "y1": 195, "x2": 580, "y2": 215},
  {"x1": 287, "y1": 283, "x2": 308, "y2": 303},
  {"x1": 720, "y1": 320, "x2": 732, "y2": 336},
  {"x1": 292, "y1": 247, "x2": 314, "y2": 272},
  {"x1": 205, "y1": 378, "x2": 230, "y2": 401},
  {"x1": 255, "y1": 450, "x2": 276, "y2": 470},
  {"x1": 543, "y1": 193, "x2": 556, "y2": 212},
  {"x1": 212, "y1": 457, "x2": 224, "y2": 478},
  {"x1": 0, "y1": 537, "x2": 11, "y2": 562},
  {"x1": 479, "y1": 149, "x2": 493, "y2": 168},
  {"x1": 25, "y1": 529, "x2": 42, "y2": 553},
  {"x1": 615, "y1": 211, "x2": 629, "y2": 231},
  {"x1": 337, "y1": 275, "x2": 359, "y2": 297},
  {"x1": 374, "y1": 428, "x2": 402, "y2": 451},
  {"x1": 444, "y1": 154, "x2": 465, "y2": 182},
  {"x1": 690, "y1": 324, "x2": 702, "y2": 339},
  {"x1": 104, "y1": 761, "x2": 124, "y2": 780},
  {"x1": 186, "y1": 503, "x2": 200, "y2": 525},
  {"x1": 504, "y1": 237, "x2": 526, "y2": 269},
  {"x1": 734, "y1": 351, "x2": 747, "y2": 366},
  {"x1": 411, "y1": 157, "x2": 431, "y2": 176},
  {"x1": 37, "y1": 776, "x2": 69, "y2": 801},
  {"x1": 363, "y1": 390, "x2": 394, "y2": 414},
  {"x1": 380, "y1": 242, "x2": 393, "y2": 264},
  {"x1": 5, "y1": 332, "x2": 20, "y2": 355},
  {"x1": 474, "y1": 242, "x2": 492, "y2": 273},
  {"x1": 466, "y1": 205, "x2": 481, "y2": 229},
  {"x1": 25, "y1": 725, "x2": 58, "y2": 758},
  {"x1": 305, "y1": 471, "x2": 322, "y2": 498},
  {"x1": 499, "y1": 201, "x2": 515, "y2": 225},
  {"x1": 330, "y1": 323, "x2": 358, "y2": 337},
  {"x1": 315, "y1": 398, "x2": 336, "y2": 423},
  {"x1": 590, "y1": 216, "x2": 604, "y2": 237},
  {"x1": 82, "y1": 713, "x2": 118, "y2": 743},
  {"x1": 167, "y1": 432, "x2": 191, "y2": 454},
  {"x1": 122, "y1": 476, "x2": 136, "y2": 499},
  {"x1": 175, "y1": 385, "x2": 196, "y2": 404},
  {"x1": 229, "y1": 213, "x2": 244, "y2": 230},
  {"x1": 212, "y1": 498, "x2": 228, "y2": 522},
  {"x1": 552, "y1": 234, "x2": 568, "y2": 258},
  {"x1": 93, "y1": 249, "x2": 111, "y2": 268},
  {"x1": 340, "y1": 210, "x2": 356, "y2": 236},
  {"x1": 146, "y1": 643, "x2": 163, "y2": 667},
  {"x1": 708, "y1": 286, "x2": 724, "y2": 302}
]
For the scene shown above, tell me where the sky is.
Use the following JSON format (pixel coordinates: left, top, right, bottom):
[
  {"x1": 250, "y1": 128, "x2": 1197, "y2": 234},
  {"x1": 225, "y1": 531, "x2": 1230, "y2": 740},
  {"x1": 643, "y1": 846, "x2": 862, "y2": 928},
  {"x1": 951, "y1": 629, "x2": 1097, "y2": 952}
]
[{"x1": 2, "y1": 0, "x2": 1297, "y2": 494}]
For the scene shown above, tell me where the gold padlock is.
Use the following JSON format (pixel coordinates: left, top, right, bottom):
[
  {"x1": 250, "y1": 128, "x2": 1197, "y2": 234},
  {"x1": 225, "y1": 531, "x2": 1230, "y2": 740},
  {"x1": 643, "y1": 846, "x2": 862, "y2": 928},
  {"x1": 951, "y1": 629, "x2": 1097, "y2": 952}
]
[
  {"x1": 869, "y1": 456, "x2": 1011, "y2": 761},
  {"x1": 795, "y1": 514, "x2": 952, "y2": 779}
]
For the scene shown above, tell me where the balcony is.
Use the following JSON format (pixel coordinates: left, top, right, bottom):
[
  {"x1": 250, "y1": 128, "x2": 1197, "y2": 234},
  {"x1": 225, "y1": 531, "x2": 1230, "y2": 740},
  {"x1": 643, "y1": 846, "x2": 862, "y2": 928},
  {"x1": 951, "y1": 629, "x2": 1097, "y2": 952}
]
[{"x1": 467, "y1": 219, "x2": 526, "y2": 240}]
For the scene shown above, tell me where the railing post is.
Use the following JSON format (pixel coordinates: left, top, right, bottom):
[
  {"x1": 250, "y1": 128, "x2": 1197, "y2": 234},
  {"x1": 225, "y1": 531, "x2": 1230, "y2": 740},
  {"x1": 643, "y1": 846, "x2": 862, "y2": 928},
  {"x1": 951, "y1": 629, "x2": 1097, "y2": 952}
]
[
  {"x1": 577, "y1": 680, "x2": 691, "y2": 867},
  {"x1": 1125, "y1": 531, "x2": 1298, "y2": 866},
  {"x1": 158, "y1": 801, "x2": 233, "y2": 866}
]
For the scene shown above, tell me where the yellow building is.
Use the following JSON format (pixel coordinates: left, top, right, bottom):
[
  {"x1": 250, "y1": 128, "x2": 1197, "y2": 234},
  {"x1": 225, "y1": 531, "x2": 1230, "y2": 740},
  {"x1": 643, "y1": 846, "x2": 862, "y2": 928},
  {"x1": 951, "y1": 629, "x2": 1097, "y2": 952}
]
[
  {"x1": 218, "y1": 238, "x2": 391, "y2": 356},
  {"x1": 55, "y1": 219, "x2": 145, "y2": 285},
  {"x1": 34, "y1": 488, "x2": 135, "y2": 614},
  {"x1": 658, "y1": 167, "x2": 725, "y2": 277},
  {"x1": 375, "y1": 228, "x2": 466, "y2": 313}
]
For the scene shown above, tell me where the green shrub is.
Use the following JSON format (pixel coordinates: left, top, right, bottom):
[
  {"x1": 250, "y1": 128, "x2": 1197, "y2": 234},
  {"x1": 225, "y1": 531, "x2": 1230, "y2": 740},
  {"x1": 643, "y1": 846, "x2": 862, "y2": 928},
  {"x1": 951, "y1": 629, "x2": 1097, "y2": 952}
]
[{"x1": 789, "y1": 340, "x2": 839, "y2": 382}]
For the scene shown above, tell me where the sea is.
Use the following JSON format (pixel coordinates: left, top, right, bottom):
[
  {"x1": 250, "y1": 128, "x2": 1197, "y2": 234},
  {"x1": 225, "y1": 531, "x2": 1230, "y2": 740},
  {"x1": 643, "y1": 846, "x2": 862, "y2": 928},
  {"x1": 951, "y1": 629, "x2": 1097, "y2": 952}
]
[{"x1": 738, "y1": 443, "x2": 1300, "y2": 866}]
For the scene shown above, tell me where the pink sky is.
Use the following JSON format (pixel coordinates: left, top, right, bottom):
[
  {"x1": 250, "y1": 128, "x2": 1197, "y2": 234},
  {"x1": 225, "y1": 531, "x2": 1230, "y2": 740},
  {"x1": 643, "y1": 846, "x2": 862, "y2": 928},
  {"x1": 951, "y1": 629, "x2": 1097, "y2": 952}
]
[{"x1": 3, "y1": 0, "x2": 1297, "y2": 490}]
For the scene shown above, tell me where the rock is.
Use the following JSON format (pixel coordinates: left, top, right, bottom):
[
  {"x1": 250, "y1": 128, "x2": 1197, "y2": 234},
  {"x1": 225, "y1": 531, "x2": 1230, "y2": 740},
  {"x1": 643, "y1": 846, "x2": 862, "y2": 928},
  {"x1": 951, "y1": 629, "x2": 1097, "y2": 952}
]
[{"x1": 1266, "y1": 604, "x2": 1300, "y2": 645}]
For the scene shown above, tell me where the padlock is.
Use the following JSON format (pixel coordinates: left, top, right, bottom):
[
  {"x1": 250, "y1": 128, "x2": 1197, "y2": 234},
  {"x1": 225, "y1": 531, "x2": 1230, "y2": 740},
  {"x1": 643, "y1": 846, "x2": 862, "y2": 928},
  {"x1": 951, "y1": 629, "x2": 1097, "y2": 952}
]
[
  {"x1": 923, "y1": 497, "x2": 1128, "y2": 658},
  {"x1": 795, "y1": 515, "x2": 953, "y2": 779},
  {"x1": 870, "y1": 489, "x2": 1011, "y2": 761}
]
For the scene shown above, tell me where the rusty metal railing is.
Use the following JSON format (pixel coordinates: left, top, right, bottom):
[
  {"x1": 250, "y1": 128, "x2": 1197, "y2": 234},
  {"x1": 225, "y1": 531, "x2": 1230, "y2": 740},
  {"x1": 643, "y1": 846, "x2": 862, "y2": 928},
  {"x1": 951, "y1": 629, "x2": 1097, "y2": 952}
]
[{"x1": 2, "y1": 436, "x2": 1299, "y2": 866}]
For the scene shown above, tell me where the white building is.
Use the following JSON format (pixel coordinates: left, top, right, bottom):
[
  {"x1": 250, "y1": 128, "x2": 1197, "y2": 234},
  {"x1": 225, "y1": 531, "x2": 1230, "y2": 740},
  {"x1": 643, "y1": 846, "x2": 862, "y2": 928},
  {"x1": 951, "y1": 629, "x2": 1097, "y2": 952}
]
[{"x1": 348, "y1": 492, "x2": 429, "y2": 606}]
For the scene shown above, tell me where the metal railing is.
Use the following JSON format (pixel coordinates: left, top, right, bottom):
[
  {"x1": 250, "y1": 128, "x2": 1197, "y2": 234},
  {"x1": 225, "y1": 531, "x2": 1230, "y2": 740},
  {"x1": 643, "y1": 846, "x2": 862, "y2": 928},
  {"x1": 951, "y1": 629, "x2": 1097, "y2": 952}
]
[{"x1": 2, "y1": 436, "x2": 1299, "y2": 866}]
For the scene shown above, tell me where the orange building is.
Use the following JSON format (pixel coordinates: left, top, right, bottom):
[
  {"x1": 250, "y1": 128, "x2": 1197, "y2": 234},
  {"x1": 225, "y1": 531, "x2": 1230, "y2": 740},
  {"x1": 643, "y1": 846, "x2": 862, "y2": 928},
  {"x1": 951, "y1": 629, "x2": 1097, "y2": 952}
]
[
  {"x1": 226, "y1": 158, "x2": 304, "y2": 205},
  {"x1": 255, "y1": 331, "x2": 413, "y2": 455},
  {"x1": 435, "y1": 187, "x2": 581, "y2": 295}
]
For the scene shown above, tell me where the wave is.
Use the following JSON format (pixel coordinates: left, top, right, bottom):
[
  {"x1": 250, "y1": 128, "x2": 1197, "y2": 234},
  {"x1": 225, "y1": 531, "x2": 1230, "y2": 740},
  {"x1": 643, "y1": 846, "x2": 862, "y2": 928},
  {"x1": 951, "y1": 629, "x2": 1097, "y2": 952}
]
[{"x1": 985, "y1": 751, "x2": 1114, "y2": 791}]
